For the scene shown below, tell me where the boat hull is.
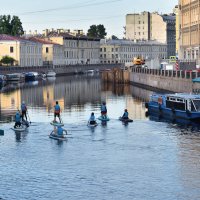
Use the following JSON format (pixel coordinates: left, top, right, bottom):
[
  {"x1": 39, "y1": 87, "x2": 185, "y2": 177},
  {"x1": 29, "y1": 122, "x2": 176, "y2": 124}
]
[{"x1": 147, "y1": 103, "x2": 200, "y2": 121}]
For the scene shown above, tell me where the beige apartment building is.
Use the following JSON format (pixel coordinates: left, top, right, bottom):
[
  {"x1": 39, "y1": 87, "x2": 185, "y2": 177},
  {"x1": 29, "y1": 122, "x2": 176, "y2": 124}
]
[
  {"x1": 0, "y1": 34, "x2": 43, "y2": 67},
  {"x1": 179, "y1": 0, "x2": 200, "y2": 63},
  {"x1": 100, "y1": 39, "x2": 167, "y2": 65},
  {"x1": 44, "y1": 30, "x2": 100, "y2": 65},
  {"x1": 125, "y1": 11, "x2": 176, "y2": 58},
  {"x1": 29, "y1": 37, "x2": 65, "y2": 66}
]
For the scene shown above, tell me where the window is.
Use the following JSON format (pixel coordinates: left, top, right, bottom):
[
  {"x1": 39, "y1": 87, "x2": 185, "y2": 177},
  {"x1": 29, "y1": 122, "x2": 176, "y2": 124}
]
[
  {"x1": 10, "y1": 46, "x2": 14, "y2": 53},
  {"x1": 46, "y1": 47, "x2": 49, "y2": 53}
]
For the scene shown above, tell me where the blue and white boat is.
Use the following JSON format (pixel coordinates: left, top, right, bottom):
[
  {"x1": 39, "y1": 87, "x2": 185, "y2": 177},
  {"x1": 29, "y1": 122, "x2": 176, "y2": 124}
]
[
  {"x1": 25, "y1": 72, "x2": 39, "y2": 81},
  {"x1": 146, "y1": 93, "x2": 200, "y2": 121}
]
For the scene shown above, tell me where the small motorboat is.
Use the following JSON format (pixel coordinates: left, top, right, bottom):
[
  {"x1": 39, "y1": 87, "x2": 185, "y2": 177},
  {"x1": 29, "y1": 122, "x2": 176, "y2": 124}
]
[
  {"x1": 46, "y1": 71, "x2": 56, "y2": 77},
  {"x1": 25, "y1": 72, "x2": 36, "y2": 81},
  {"x1": 50, "y1": 121, "x2": 64, "y2": 127},
  {"x1": 119, "y1": 117, "x2": 133, "y2": 123},
  {"x1": 98, "y1": 116, "x2": 110, "y2": 121},
  {"x1": 6, "y1": 73, "x2": 24, "y2": 82},
  {"x1": 87, "y1": 121, "x2": 98, "y2": 127}
]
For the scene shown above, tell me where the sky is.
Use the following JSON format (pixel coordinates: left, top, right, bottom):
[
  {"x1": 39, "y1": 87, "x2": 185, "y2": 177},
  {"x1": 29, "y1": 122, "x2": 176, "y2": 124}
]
[{"x1": 0, "y1": 0, "x2": 177, "y2": 38}]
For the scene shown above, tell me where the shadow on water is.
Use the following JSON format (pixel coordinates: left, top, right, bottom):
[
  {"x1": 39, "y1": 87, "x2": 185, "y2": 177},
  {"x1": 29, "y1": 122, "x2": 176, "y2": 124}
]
[{"x1": 147, "y1": 111, "x2": 200, "y2": 135}]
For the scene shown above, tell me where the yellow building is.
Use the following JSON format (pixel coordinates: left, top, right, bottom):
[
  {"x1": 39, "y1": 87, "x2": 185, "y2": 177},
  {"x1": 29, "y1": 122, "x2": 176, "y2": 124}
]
[
  {"x1": 179, "y1": 0, "x2": 200, "y2": 63},
  {"x1": 29, "y1": 37, "x2": 65, "y2": 65},
  {"x1": 0, "y1": 34, "x2": 43, "y2": 67}
]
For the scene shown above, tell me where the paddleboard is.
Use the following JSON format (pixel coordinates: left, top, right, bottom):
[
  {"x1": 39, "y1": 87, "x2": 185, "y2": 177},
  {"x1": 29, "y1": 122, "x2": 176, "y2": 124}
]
[
  {"x1": 11, "y1": 126, "x2": 26, "y2": 132},
  {"x1": 22, "y1": 120, "x2": 30, "y2": 127},
  {"x1": 87, "y1": 121, "x2": 98, "y2": 127},
  {"x1": 119, "y1": 117, "x2": 133, "y2": 123},
  {"x1": 98, "y1": 116, "x2": 110, "y2": 121},
  {"x1": 49, "y1": 133, "x2": 67, "y2": 141},
  {"x1": 50, "y1": 121, "x2": 64, "y2": 127}
]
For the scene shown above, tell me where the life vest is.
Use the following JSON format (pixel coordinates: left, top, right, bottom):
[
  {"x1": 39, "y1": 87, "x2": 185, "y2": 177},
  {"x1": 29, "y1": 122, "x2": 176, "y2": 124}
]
[
  {"x1": 21, "y1": 104, "x2": 27, "y2": 112},
  {"x1": 90, "y1": 115, "x2": 95, "y2": 121},
  {"x1": 101, "y1": 105, "x2": 107, "y2": 112},
  {"x1": 15, "y1": 113, "x2": 21, "y2": 122},
  {"x1": 123, "y1": 111, "x2": 128, "y2": 118},
  {"x1": 54, "y1": 104, "x2": 60, "y2": 114}
]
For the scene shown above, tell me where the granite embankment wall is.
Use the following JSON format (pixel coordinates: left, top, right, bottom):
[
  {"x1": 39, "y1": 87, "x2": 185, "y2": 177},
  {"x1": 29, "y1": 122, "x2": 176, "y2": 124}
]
[
  {"x1": 130, "y1": 68, "x2": 200, "y2": 93},
  {"x1": 0, "y1": 64, "x2": 123, "y2": 75},
  {"x1": 101, "y1": 68, "x2": 130, "y2": 83}
]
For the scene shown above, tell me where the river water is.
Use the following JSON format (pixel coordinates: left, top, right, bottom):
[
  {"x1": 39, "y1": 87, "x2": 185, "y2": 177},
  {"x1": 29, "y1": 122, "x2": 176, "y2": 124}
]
[{"x1": 0, "y1": 75, "x2": 200, "y2": 200}]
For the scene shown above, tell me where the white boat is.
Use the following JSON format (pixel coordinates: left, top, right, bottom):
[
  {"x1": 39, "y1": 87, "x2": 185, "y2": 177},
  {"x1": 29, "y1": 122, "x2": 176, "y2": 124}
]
[
  {"x1": 46, "y1": 71, "x2": 56, "y2": 77},
  {"x1": 6, "y1": 73, "x2": 24, "y2": 81}
]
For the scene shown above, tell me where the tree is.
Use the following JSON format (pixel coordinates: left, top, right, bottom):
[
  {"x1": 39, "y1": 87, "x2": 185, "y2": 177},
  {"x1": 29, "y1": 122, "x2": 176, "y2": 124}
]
[
  {"x1": 0, "y1": 55, "x2": 15, "y2": 66},
  {"x1": 0, "y1": 15, "x2": 24, "y2": 36},
  {"x1": 87, "y1": 25, "x2": 98, "y2": 38},
  {"x1": 111, "y1": 35, "x2": 118, "y2": 40},
  {"x1": 87, "y1": 24, "x2": 107, "y2": 39}
]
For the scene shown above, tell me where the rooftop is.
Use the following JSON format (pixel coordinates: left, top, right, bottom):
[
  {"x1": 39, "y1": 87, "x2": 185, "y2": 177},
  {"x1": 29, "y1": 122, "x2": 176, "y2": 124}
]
[{"x1": 100, "y1": 39, "x2": 167, "y2": 46}]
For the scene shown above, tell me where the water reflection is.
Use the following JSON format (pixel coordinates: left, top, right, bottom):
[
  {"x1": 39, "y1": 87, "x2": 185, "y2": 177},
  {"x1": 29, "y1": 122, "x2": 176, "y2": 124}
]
[{"x1": 0, "y1": 76, "x2": 200, "y2": 200}]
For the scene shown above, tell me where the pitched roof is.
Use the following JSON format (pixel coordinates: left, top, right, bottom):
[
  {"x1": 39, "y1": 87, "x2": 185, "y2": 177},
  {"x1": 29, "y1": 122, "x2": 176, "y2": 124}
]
[
  {"x1": 28, "y1": 37, "x2": 61, "y2": 45},
  {"x1": 0, "y1": 34, "x2": 42, "y2": 45}
]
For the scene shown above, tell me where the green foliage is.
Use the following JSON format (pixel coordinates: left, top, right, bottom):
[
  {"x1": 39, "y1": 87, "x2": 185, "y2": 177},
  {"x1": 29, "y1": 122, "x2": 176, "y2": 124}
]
[
  {"x1": 87, "y1": 24, "x2": 107, "y2": 39},
  {"x1": 111, "y1": 35, "x2": 118, "y2": 40},
  {"x1": 0, "y1": 15, "x2": 24, "y2": 36},
  {"x1": 0, "y1": 55, "x2": 15, "y2": 66}
]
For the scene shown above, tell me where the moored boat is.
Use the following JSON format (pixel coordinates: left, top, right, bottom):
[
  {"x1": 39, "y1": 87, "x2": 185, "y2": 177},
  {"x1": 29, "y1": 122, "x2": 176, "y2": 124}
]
[
  {"x1": 146, "y1": 93, "x2": 200, "y2": 121},
  {"x1": 25, "y1": 72, "x2": 36, "y2": 81},
  {"x1": 6, "y1": 73, "x2": 24, "y2": 82},
  {"x1": 46, "y1": 71, "x2": 56, "y2": 77}
]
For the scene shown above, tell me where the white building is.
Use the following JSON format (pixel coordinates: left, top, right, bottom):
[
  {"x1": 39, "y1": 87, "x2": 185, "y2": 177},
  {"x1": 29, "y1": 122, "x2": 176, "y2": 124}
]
[
  {"x1": 46, "y1": 31, "x2": 100, "y2": 65},
  {"x1": 0, "y1": 34, "x2": 43, "y2": 67},
  {"x1": 100, "y1": 39, "x2": 167, "y2": 65}
]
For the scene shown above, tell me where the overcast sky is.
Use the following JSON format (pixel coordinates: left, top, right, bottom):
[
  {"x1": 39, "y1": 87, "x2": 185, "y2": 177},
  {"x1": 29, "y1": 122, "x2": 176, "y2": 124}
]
[{"x1": 0, "y1": 0, "x2": 177, "y2": 38}]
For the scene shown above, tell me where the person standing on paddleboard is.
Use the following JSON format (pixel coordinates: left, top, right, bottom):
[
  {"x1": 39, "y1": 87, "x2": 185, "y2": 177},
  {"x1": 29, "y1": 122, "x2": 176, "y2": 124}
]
[
  {"x1": 54, "y1": 101, "x2": 61, "y2": 123},
  {"x1": 101, "y1": 102, "x2": 107, "y2": 119},
  {"x1": 21, "y1": 101, "x2": 28, "y2": 121},
  {"x1": 14, "y1": 111, "x2": 22, "y2": 128}
]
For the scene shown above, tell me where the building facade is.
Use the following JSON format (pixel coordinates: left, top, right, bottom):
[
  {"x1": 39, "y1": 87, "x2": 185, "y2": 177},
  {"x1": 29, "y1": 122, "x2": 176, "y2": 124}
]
[
  {"x1": 0, "y1": 34, "x2": 43, "y2": 67},
  {"x1": 125, "y1": 12, "x2": 176, "y2": 58},
  {"x1": 179, "y1": 0, "x2": 200, "y2": 63},
  {"x1": 29, "y1": 37, "x2": 65, "y2": 66},
  {"x1": 46, "y1": 31, "x2": 100, "y2": 65},
  {"x1": 100, "y1": 39, "x2": 167, "y2": 65}
]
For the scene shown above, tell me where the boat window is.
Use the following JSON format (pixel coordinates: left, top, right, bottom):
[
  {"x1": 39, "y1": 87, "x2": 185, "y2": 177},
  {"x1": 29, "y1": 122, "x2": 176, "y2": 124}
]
[
  {"x1": 192, "y1": 100, "x2": 200, "y2": 111},
  {"x1": 166, "y1": 100, "x2": 185, "y2": 110}
]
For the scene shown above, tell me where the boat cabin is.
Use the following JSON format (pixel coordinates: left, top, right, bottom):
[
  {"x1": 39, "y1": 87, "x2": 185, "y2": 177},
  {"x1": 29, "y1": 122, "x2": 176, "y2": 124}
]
[{"x1": 150, "y1": 93, "x2": 200, "y2": 112}]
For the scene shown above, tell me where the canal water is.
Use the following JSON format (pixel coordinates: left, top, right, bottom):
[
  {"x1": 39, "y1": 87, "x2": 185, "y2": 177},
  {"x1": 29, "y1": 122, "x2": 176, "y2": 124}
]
[{"x1": 0, "y1": 75, "x2": 200, "y2": 200}]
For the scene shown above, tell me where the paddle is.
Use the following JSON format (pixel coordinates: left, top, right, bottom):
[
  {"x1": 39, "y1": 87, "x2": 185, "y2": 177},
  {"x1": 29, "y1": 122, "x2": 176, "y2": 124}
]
[{"x1": 27, "y1": 112, "x2": 31, "y2": 124}]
